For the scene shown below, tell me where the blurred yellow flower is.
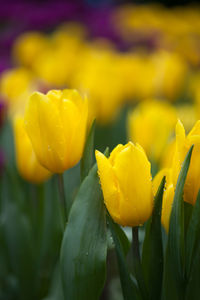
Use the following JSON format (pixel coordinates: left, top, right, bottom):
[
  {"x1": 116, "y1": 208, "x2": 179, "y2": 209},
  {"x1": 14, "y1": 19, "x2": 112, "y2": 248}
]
[
  {"x1": 33, "y1": 26, "x2": 86, "y2": 87},
  {"x1": 12, "y1": 31, "x2": 48, "y2": 68},
  {"x1": 71, "y1": 47, "x2": 123, "y2": 124},
  {"x1": 153, "y1": 51, "x2": 188, "y2": 101},
  {"x1": 160, "y1": 139, "x2": 175, "y2": 169},
  {"x1": 191, "y1": 74, "x2": 200, "y2": 122},
  {"x1": 176, "y1": 104, "x2": 197, "y2": 133},
  {"x1": 0, "y1": 68, "x2": 35, "y2": 117},
  {"x1": 13, "y1": 115, "x2": 51, "y2": 183},
  {"x1": 128, "y1": 100, "x2": 177, "y2": 163},
  {"x1": 131, "y1": 54, "x2": 157, "y2": 100},
  {"x1": 172, "y1": 120, "x2": 200, "y2": 205},
  {"x1": 95, "y1": 142, "x2": 153, "y2": 227},
  {"x1": 24, "y1": 89, "x2": 88, "y2": 173},
  {"x1": 153, "y1": 168, "x2": 174, "y2": 232}
]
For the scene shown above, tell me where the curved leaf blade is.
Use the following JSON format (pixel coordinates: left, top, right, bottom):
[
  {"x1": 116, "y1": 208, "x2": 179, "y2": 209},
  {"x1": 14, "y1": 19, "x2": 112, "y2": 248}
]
[
  {"x1": 108, "y1": 216, "x2": 141, "y2": 300},
  {"x1": 185, "y1": 232, "x2": 200, "y2": 300},
  {"x1": 185, "y1": 190, "x2": 200, "y2": 278},
  {"x1": 81, "y1": 120, "x2": 96, "y2": 181},
  {"x1": 110, "y1": 221, "x2": 130, "y2": 257},
  {"x1": 60, "y1": 164, "x2": 107, "y2": 300},
  {"x1": 142, "y1": 176, "x2": 165, "y2": 300},
  {"x1": 167, "y1": 146, "x2": 193, "y2": 288}
]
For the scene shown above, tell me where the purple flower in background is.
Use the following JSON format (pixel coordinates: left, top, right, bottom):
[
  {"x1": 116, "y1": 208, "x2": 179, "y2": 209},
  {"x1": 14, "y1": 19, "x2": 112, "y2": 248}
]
[{"x1": 0, "y1": 0, "x2": 124, "y2": 74}]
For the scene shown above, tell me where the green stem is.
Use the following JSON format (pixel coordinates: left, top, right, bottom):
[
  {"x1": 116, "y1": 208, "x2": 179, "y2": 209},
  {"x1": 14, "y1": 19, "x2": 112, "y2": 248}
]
[
  {"x1": 57, "y1": 173, "x2": 68, "y2": 223},
  {"x1": 132, "y1": 227, "x2": 148, "y2": 300}
]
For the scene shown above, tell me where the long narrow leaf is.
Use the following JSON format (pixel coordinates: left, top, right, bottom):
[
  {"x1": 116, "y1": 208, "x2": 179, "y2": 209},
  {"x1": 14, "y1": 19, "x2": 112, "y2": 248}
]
[
  {"x1": 185, "y1": 190, "x2": 200, "y2": 278},
  {"x1": 108, "y1": 216, "x2": 141, "y2": 300},
  {"x1": 162, "y1": 245, "x2": 181, "y2": 300},
  {"x1": 185, "y1": 235, "x2": 200, "y2": 299},
  {"x1": 110, "y1": 221, "x2": 130, "y2": 257},
  {"x1": 60, "y1": 164, "x2": 107, "y2": 300},
  {"x1": 81, "y1": 120, "x2": 96, "y2": 181},
  {"x1": 167, "y1": 146, "x2": 193, "y2": 291},
  {"x1": 142, "y1": 176, "x2": 165, "y2": 300}
]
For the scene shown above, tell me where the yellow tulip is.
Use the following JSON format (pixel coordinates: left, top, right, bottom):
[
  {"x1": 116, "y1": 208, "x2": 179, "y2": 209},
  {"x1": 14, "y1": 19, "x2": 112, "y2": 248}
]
[
  {"x1": 13, "y1": 116, "x2": 51, "y2": 183},
  {"x1": 128, "y1": 100, "x2": 177, "y2": 163},
  {"x1": 33, "y1": 27, "x2": 86, "y2": 87},
  {"x1": 24, "y1": 89, "x2": 88, "y2": 173},
  {"x1": 153, "y1": 168, "x2": 174, "y2": 232},
  {"x1": 152, "y1": 50, "x2": 187, "y2": 101},
  {"x1": 71, "y1": 47, "x2": 124, "y2": 124},
  {"x1": 172, "y1": 120, "x2": 200, "y2": 205},
  {"x1": 95, "y1": 142, "x2": 153, "y2": 227}
]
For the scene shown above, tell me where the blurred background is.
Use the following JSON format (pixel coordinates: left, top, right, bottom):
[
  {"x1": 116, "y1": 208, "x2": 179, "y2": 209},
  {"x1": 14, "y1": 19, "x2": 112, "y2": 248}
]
[{"x1": 0, "y1": 0, "x2": 200, "y2": 299}]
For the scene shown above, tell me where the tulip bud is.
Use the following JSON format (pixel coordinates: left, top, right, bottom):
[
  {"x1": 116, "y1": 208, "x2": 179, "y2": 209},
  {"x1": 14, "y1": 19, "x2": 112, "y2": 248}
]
[
  {"x1": 172, "y1": 120, "x2": 200, "y2": 205},
  {"x1": 95, "y1": 142, "x2": 153, "y2": 227},
  {"x1": 24, "y1": 89, "x2": 88, "y2": 173},
  {"x1": 13, "y1": 116, "x2": 51, "y2": 183}
]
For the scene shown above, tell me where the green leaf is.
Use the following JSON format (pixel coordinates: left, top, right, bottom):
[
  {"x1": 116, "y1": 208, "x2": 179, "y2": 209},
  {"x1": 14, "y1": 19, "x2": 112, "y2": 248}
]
[
  {"x1": 1, "y1": 202, "x2": 36, "y2": 300},
  {"x1": 81, "y1": 120, "x2": 96, "y2": 181},
  {"x1": 60, "y1": 163, "x2": 107, "y2": 300},
  {"x1": 167, "y1": 146, "x2": 193, "y2": 291},
  {"x1": 185, "y1": 190, "x2": 200, "y2": 278},
  {"x1": 108, "y1": 216, "x2": 141, "y2": 300},
  {"x1": 142, "y1": 176, "x2": 165, "y2": 300},
  {"x1": 185, "y1": 230, "x2": 200, "y2": 300},
  {"x1": 110, "y1": 221, "x2": 130, "y2": 257},
  {"x1": 162, "y1": 245, "x2": 181, "y2": 300},
  {"x1": 43, "y1": 262, "x2": 64, "y2": 300},
  {"x1": 184, "y1": 202, "x2": 193, "y2": 236}
]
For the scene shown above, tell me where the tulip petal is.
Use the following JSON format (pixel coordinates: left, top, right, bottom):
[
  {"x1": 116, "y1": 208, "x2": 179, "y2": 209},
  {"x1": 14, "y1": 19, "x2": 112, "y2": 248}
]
[
  {"x1": 175, "y1": 119, "x2": 186, "y2": 149},
  {"x1": 109, "y1": 144, "x2": 126, "y2": 166},
  {"x1": 188, "y1": 120, "x2": 200, "y2": 137},
  {"x1": 95, "y1": 150, "x2": 121, "y2": 223},
  {"x1": 62, "y1": 89, "x2": 84, "y2": 111},
  {"x1": 14, "y1": 115, "x2": 51, "y2": 183},
  {"x1": 112, "y1": 142, "x2": 153, "y2": 226},
  {"x1": 25, "y1": 92, "x2": 66, "y2": 173},
  {"x1": 161, "y1": 183, "x2": 174, "y2": 232},
  {"x1": 66, "y1": 98, "x2": 88, "y2": 168}
]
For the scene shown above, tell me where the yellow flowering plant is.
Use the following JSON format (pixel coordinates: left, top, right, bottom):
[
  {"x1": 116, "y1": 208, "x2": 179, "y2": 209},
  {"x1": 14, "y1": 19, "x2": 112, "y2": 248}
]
[
  {"x1": 95, "y1": 142, "x2": 153, "y2": 227},
  {"x1": 3, "y1": 7, "x2": 200, "y2": 300},
  {"x1": 24, "y1": 89, "x2": 88, "y2": 174}
]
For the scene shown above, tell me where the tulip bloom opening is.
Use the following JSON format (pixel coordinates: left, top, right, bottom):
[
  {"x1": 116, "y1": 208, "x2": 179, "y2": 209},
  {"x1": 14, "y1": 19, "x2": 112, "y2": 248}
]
[
  {"x1": 24, "y1": 89, "x2": 88, "y2": 173},
  {"x1": 95, "y1": 142, "x2": 153, "y2": 227}
]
